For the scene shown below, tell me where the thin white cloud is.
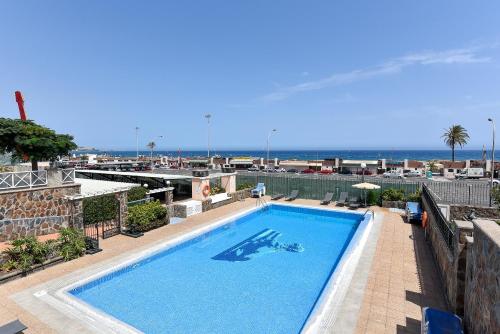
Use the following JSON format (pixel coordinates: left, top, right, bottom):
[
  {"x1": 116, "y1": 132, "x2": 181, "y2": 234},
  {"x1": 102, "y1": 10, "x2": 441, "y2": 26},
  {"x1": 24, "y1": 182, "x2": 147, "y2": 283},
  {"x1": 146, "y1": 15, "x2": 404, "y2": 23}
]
[{"x1": 260, "y1": 47, "x2": 492, "y2": 102}]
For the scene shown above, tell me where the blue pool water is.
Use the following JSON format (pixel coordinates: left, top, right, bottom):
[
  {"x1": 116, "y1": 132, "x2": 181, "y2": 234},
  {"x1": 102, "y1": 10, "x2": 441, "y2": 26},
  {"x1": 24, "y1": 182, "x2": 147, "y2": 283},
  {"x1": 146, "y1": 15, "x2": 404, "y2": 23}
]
[{"x1": 70, "y1": 205, "x2": 365, "y2": 334}]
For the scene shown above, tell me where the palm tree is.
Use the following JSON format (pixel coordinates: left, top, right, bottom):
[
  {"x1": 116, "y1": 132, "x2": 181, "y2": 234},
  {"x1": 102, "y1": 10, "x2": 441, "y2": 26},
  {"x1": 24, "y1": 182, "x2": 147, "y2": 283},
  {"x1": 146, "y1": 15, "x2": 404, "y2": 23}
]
[
  {"x1": 442, "y1": 125, "x2": 469, "y2": 161},
  {"x1": 147, "y1": 141, "x2": 156, "y2": 165}
]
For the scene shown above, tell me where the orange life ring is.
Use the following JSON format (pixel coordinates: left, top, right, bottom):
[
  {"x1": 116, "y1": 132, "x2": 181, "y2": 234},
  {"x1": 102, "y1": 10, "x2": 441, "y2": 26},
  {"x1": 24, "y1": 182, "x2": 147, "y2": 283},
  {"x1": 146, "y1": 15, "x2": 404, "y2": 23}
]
[
  {"x1": 422, "y1": 211, "x2": 428, "y2": 229},
  {"x1": 202, "y1": 185, "x2": 211, "y2": 197}
]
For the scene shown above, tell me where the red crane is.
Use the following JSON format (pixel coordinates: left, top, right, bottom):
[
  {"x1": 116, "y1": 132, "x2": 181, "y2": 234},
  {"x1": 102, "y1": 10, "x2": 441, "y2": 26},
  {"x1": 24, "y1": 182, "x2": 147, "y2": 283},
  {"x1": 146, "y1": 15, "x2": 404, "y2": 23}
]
[{"x1": 15, "y1": 91, "x2": 27, "y2": 120}]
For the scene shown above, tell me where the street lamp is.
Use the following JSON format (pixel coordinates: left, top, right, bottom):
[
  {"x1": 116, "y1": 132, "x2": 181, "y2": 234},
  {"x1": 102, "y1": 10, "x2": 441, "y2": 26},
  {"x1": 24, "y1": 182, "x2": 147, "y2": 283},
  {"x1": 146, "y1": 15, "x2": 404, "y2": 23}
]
[
  {"x1": 205, "y1": 114, "x2": 212, "y2": 159},
  {"x1": 488, "y1": 118, "x2": 495, "y2": 207},
  {"x1": 361, "y1": 162, "x2": 367, "y2": 182},
  {"x1": 267, "y1": 129, "x2": 277, "y2": 169},
  {"x1": 135, "y1": 126, "x2": 140, "y2": 159}
]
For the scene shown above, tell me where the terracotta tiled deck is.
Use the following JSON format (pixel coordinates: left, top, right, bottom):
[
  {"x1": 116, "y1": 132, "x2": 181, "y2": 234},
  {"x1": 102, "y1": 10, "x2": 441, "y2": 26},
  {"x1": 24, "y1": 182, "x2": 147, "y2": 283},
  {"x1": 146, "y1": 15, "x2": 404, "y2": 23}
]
[
  {"x1": 0, "y1": 198, "x2": 447, "y2": 333},
  {"x1": 354, "y1": 210, "x2": 448, "y2": 334}
]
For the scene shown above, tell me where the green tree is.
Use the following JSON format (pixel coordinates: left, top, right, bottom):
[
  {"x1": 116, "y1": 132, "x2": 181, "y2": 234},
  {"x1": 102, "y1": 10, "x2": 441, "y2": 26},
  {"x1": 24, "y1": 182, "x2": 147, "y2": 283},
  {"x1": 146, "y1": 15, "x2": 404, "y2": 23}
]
[
  {"x1": 441, "y1": 125, "x2": 469, "y2": 162},
  {"x1": 0, "y1": 118, "x2": 77, "y2": 170}
]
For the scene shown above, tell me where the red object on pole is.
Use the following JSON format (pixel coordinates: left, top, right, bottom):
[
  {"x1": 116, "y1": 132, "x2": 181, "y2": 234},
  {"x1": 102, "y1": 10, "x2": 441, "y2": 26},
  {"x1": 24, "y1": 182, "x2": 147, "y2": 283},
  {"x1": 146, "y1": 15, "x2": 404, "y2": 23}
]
[{"x1": 15, "y1": 91, "x2": 27, "y2": 120}]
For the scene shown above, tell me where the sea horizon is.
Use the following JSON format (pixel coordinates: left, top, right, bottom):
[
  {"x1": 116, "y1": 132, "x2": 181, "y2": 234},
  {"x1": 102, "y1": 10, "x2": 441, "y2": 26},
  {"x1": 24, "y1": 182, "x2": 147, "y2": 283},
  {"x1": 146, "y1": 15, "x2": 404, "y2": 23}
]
[{"x1": 73, "y1": 149, "x2": 499, "y2": 162}]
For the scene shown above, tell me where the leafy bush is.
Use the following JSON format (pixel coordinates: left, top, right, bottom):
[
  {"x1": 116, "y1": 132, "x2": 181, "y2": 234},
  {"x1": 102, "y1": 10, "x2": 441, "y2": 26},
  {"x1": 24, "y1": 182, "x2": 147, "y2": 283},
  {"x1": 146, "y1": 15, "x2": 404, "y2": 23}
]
[
  {"x1": 237, "y1": 183, "x2": 254, "y2": 191},
  {"x1": 1, "y1": 236, "x2": 50, "y2": 272},
  {"x1": 128, "y1": 186, "x2": 149, "y2": 202},
  {"x1": 1, "y1": 228, "x2": 86, "y2": 272},
  {"x1": 209, "y1": 185, "x2": 225, "y2": 195},
  {"x1": 492, "y1": 187, "x2": 500, "y2": 208},
  {"x1": 406, "y1": 189, "x2": 422, "y2": 203},
  {"x1": 83, "y1": 194, "x2": 119, "y2": 225},
  {"x1": 127, "y1": 200, "x2": 168, "y2": 232},
  {"x1": 381, "y1": 188, "x2": 406, "y2": 201},
  {"x1": 58, "y1": 228, "x2": 86, "y2": 261},
  {"x1": 367, "y1": 190, "x2": 381, "y2": 205}
]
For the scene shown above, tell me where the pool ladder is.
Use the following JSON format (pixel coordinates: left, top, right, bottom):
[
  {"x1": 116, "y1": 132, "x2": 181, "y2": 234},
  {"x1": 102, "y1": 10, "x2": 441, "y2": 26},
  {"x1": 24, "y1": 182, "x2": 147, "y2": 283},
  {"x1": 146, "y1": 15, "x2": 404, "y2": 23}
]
[
  {"x1": 363, "y1": 209, "x2": 375, "y2": 218},
  {"x1": 256, "y1": 196, "x2": 269, "y2": 209}
]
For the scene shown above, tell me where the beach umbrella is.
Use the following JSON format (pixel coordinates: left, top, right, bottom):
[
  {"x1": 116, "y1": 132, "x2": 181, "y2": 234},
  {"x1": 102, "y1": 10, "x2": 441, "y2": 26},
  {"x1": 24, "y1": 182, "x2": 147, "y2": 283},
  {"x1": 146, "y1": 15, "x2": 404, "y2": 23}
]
[{"x1": 352, "y1": 182, "x2": 381, "y2": 206}]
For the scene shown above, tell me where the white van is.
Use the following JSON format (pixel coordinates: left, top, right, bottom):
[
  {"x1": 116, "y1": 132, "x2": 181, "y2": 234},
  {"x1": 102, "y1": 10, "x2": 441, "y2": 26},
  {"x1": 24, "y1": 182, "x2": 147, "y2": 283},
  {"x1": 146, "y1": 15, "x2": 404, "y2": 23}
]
[{"x1": 455, "y1": 168, "x2": 484, "y2": 179}]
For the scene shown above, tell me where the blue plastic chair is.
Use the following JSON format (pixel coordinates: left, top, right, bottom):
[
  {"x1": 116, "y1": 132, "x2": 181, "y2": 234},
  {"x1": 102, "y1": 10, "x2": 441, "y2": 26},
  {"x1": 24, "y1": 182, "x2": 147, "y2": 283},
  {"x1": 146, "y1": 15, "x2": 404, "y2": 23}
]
[
  {"x1": 406, "y1": 201, "x2": 422, "y2": 222},
  {"x1": 422, "y1": 307, "x2": 463, "y2": 334}
]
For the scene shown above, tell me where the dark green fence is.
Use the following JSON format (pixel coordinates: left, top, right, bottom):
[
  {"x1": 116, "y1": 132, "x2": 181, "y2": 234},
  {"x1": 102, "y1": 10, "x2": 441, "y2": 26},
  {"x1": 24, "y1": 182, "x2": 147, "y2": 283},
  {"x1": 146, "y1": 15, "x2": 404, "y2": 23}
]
[
  {"x1": 236, "y1": 173, "x2": 491, "y2": 206},
  {"x1": 236, "y1": 173, "x2": 420, "y2": 200}
]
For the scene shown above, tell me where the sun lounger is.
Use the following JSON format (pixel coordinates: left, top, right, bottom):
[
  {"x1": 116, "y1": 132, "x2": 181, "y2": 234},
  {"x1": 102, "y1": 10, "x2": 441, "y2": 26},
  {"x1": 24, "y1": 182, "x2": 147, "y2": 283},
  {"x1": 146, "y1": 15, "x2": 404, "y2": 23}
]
[
  {"x1": 320, "y1": 192, "x2": 334, "y2": 205},
  {"x1": 271, "y1": 193, "x2": 284, "y2": 200},
  {"x1": 348, "y1": 196, "x2": 360, "y2": 209},
  {"x1": 406, "y1": 201, "x2": 422, "y2": 222},
  {"x1": 251, "y1": 183, "x2": 266, "y2": 197},
  {"x1": 285, "y1": 190, "x2": 299, "y2": 201},
  {"x1": 421, "y1": 307, "x2": 463, "y2": 334},
  {"x1": 0, "y1": 319, "x2": 27, "y2": 334},
  {"x1": 336, "y1": 192, "x2": 348, "y2": 206}
]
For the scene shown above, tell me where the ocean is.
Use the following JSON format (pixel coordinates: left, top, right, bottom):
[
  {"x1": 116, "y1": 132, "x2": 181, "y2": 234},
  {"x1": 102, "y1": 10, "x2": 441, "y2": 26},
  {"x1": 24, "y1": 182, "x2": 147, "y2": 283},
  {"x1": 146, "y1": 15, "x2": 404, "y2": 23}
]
[{"x1": 73, "y1": 149, "x2": 499, "y2": 161}]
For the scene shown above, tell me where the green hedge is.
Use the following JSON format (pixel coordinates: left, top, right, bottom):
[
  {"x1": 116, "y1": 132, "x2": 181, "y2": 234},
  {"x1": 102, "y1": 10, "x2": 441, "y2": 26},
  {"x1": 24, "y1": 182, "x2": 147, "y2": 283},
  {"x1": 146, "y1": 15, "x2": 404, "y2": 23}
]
[
  {"x1": 83, "y1": 194, "x2": 119, "y2": 225},
  {"x1": 126, "y1": 200, "x2": 168, "y2": 233},
  {"x1": 128, "y1": 186, "x2": 149, "y2": 202},
  {"x1": 381, "y1": 188, "x2": 421, "y2": 203},
  {"x1": 236, "y1": 183, "x2": 254, "y2": 191}
]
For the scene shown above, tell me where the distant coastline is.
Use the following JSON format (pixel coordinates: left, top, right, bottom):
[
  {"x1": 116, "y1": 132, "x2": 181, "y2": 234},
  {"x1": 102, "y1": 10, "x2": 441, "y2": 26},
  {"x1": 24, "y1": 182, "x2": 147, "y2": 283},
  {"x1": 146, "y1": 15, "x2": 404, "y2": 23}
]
[{"x1": 72, "y1": 149, "x2": 499, "y2": 161}]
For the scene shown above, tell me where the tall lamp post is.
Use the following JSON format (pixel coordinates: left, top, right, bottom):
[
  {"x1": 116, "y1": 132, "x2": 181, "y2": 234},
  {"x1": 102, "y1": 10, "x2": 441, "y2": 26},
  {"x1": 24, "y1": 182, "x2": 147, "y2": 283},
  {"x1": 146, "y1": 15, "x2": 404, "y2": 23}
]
[
  {"x1": 267, "y1": 129, "x2": 277, "y2": 169},
  {"x1": 361, "y1": 162, "x2": 367, "y2": 182},
  {"x1": 488, "y1": 118, "x2": 495, "y2": 207},
  {"x1": 135, "y1": 126, "x2": 140, "y2": 159},
  {"x1": 205, "y1": 114, "x2": 212, "y2": 160}
]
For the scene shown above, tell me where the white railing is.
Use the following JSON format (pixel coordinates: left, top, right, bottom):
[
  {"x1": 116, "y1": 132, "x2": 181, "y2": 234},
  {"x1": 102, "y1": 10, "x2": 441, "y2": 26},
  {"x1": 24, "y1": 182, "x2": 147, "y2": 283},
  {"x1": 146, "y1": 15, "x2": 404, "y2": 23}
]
[
  {"x1": 0, "y1": 170, "x2": 48, "y2": 190},
  {"x1": 61, "y1": 168, "x2": 75, "y2": 183}
]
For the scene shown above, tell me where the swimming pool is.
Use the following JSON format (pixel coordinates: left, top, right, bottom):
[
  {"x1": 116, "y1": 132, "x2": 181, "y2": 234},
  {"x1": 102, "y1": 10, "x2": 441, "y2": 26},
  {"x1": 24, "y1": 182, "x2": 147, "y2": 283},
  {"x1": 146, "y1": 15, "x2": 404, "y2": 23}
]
[{"x1": 67, "y1": 204, "x2": 373, "y2": 334}]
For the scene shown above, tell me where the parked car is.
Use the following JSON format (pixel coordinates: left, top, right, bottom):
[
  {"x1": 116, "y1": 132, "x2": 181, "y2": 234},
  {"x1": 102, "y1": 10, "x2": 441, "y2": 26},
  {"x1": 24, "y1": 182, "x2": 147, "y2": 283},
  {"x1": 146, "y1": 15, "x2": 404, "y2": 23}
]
[
  {"x1": 247, "y1": 167, "x2": 260, "y2": 172},
  {"x1": 275, "y1": 168, "x2": 287, "y2": 173},
  {"x1": 319, "y1": 170, "x2": 333, "y2": 175},
  {"x1": 356, "y1": 170, "x2": 372, "y2": 175},
  {"x1": 404, "y1": 170, "x2": 423, "y2": 177},
  {"x1": 493, "y1": 179, "x2": 500, "y2": 186},
  {"x1": 301, "y1": 169, "x2": 316, "y2": 174},
  {"x1": 287, "y1": 168, "x2": 299, "y2": 173},
  {"x1": 383, "y1": 170, "x2": 405, "y2": 179},
  {"x1": 263, "y1": 168, "x2": 276, "y2": 173}
]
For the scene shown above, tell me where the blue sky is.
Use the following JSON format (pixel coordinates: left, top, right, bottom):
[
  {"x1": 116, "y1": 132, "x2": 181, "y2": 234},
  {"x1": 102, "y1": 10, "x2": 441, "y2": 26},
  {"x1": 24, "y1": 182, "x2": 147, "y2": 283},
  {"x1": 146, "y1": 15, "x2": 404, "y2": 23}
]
[{"x1": 1, "y1": 1, "x2": 499, "y2": 151}]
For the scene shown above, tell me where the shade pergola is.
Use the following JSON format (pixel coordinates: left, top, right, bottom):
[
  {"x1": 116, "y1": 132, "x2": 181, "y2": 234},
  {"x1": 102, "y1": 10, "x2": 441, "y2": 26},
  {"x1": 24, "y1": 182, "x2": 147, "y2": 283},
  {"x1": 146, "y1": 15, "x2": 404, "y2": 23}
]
[{"x1": 352, "y1": 182, "x2": 381, "y2": 206}]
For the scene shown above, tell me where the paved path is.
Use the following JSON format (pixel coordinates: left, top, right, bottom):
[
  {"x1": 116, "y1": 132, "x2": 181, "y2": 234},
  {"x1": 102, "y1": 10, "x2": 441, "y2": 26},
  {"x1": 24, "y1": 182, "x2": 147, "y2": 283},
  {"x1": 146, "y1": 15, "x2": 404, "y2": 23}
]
[{"x1": 354, "y1": 211, "x2": 448, "y2": 334}]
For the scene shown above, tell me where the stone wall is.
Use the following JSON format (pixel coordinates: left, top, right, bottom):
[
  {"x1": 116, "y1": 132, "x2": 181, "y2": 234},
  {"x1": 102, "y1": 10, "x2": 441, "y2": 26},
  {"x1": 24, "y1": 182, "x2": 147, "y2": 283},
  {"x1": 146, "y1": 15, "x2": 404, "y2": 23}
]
[
  {"x1": 169, "y1": 189, "x2": 252, "y2": 219},
  {"x1": 202, "y1": 189, "x2": 252, "y2": 212},
  {"x1": 381, "y1": 200, "x2": 406, "y2": 209},
  {"x1": 0, "y1": 184, "x2": 81, "y2": 241},
  {"x1": 450, "y1": 204, "x2": 500, "y2": 221},
  {"x1": 422, "y1": 194, "x2": 473, "y2": 314},
  {"x1": 464, "y1": 219, "x2": 500, "y2": 334},
  {"x1": 115, "y1": 191, "x2": 128, "y2": 231}
]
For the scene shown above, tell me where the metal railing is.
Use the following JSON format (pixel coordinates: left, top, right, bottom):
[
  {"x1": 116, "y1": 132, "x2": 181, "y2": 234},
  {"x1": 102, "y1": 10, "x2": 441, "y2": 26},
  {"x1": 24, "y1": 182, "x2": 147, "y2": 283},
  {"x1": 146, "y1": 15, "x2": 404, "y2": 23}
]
[
  {"x1": 0, "y1": 170, "x2": 48, "y2": 190},
  {"x1": 422, "y1": 184, "x2": 456, "y2": 252},
  {"x1": 61, "y1": 168, "x2": 76, "y2": 183}
]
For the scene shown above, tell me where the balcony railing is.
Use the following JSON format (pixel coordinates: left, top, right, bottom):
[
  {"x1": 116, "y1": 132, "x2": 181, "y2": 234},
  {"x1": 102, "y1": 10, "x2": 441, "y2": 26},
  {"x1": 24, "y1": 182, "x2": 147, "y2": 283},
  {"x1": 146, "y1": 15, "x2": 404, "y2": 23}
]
[
  {"x1": 0, "y1": 170, "x2": 48, "y2": 190},
  {"x1": 61, "y1": 168, "x2": 75, "y2": 183}
]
